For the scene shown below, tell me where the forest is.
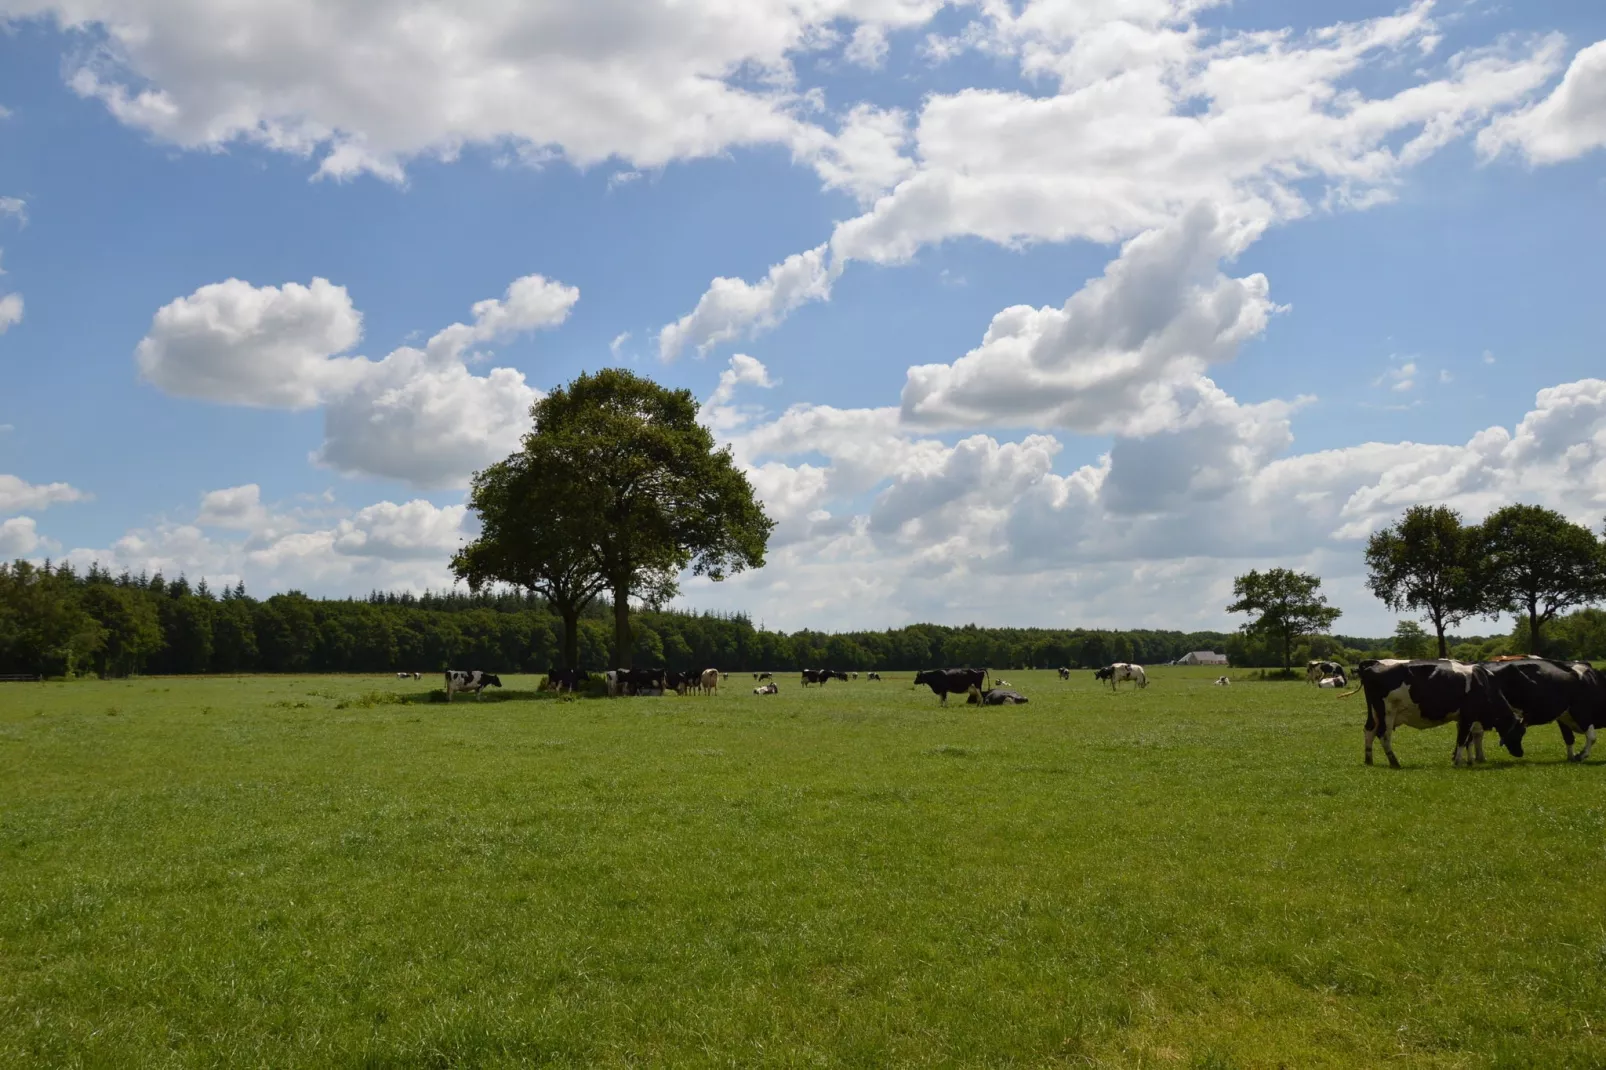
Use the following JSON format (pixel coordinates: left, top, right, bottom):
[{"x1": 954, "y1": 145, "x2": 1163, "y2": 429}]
[{"x1": 7, "y1": 558, "x2": 1598, "y2": 679}]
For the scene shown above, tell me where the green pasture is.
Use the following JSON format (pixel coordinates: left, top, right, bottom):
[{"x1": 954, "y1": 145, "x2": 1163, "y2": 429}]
[{"x1": 1, "y1": 668, "x2": 1603, "y2": 1068}]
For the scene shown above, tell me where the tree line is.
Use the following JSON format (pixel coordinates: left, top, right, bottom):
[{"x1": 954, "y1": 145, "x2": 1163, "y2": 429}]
[{"x1": 2, "y1": 557, "x2": 1326, "y2": 677}]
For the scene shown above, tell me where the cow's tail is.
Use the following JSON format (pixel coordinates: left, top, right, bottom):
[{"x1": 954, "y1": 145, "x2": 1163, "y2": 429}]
[{"x1": 1336, "y1": 685, "x2": 1363, "y2": 699}]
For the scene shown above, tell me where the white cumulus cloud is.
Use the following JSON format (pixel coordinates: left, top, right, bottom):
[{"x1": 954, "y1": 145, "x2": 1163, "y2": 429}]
[
  {"x1": 0, "y1": 473, "x2": 87, "y2": 513},
  {"x1": 1480, "y1": 39, "x2": 1606, "y2": 164},
  {"x1": 659, "y1": 244, "x2": 834, "y2": 359}
]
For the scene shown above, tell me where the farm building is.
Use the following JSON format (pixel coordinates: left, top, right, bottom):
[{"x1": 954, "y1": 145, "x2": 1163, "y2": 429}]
[{"x1": 1175, "y1": 650, "x2": 1229, "y2": 666}]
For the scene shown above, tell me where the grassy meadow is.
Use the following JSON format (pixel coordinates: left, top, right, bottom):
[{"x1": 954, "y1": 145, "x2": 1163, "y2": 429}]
[{"x1": 1, "y1": 667, "x2": 1603, "y2": 1068}]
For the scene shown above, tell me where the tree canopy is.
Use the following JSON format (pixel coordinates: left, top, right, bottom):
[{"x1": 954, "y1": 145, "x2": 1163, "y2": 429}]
[
  {"x1": 1226, "y1": 568, "x2": 1343, "y2": 672},
  {"x1": 1364, "y1": 505, "x2": 1483, "y2": 658},
  {"x1": 1478, "y1": 505, "x2": 1606, "y2": 654}
]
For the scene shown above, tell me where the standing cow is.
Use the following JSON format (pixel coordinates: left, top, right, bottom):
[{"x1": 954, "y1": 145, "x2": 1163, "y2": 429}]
[
  {"x1": 1357, "y1": 659, "x2": 1522, "y2": 767},
  {"x1": 700, "y1": 668, "x2": 720, "y2": 696},
  {"x1": 1094, "y1": 663, "x2": 1147, "y2": 690},
  {"x1": 912, "y1": 668, "x2": 989, "y2": 704},
  {"x1": 444, "y1": 670, "x2": 502, "y2": 702},
  {"x1": 1486, "y1": 658, "x2": 1604, "y2": 762}
]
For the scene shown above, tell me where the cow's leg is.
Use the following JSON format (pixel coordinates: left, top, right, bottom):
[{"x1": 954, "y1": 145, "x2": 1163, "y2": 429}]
[
  {"x1": 1576, "y1": 726, "x2": 1598, "y2": 762},
  {"x1": 1452, "y1": 722, "x2": 1470, "y2": 767},
  {"x1": 1363, "y1": 702, "x2": 1376, "y2": 765},
  {"x1": 1380, "y1": 714, "x2": 1402, "y2": 769},
  {"x1": 1559, "y1": 722, "x2": 1576, "y2": 761},
  {"x1": 1472, "y1": 726, "x2": 1486, "y2": 764}
]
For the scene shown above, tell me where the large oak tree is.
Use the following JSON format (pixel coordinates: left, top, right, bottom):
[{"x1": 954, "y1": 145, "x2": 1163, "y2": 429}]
[{"x1": 456, "y1": 369, "x2": 773, "y2": 670}]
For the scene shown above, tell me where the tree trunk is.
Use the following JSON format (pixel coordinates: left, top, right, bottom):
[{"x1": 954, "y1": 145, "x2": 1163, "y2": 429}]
[
  {"x1": 1528, "y1": 598, "x2": 1542, "y2": 655},
  {"x1": 561, "y1": 604, "x2": 580, "y2": 672},
  {"x1": 612, "y1": 583, "x2": 632, "y2": 669},
  {"x1": 1283, "y1": 627, "x2": 1292, "y2": 673},
  {"x1": 1434, "y1": 616, "x2": 1448, "y2": 659}
]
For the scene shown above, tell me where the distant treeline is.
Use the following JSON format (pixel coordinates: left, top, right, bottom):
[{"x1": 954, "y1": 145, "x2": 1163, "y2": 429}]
[{"x1": 3, "y1": 559, "x2": 1600, "y2": 678}]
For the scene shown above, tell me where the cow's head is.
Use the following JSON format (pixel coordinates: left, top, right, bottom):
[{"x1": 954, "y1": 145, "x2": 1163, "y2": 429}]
[
  {"x1": 482, "y1": 674, "x2": 503, "y2": 688},
  {"x1": 1094, "y1": 666, "x2": 1114, "y2": 681},
  {"x1": 912, "y1": 670, "x2": 935, "y2": 687}
]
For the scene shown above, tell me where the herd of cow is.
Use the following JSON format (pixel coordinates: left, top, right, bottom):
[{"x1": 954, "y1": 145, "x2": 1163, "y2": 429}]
[{"x1": 434, "y1": 656, "x2": 1602, "y2": 770}]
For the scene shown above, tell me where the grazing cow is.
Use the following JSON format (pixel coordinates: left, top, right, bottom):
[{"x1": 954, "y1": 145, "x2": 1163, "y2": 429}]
[
  {"x1": 396, "y1": 672, "x2": 411, "y2": 679},
  {"x1": 801, "y1": 668, "x2": 850, "y2": 687},
  {"x1": 1357, "y1": 659, "x2": 1522, "y2": 768},
  {"x1": 753, "y1": 682, "x2": 779, "y2": 695},
  {"x1": 850, "y1": 672, "x2": 860, "y2": 680},
  {"x1": 912, "y1": 668, "x2": 989, "y2": 704},
  {"x1": 755, "y1": 671, "x2": 773, "y2": 681},
  {"x1": 700, "y1": 668, "x2": 720, "y2": 696},
  {"x1": 1486, "y1": 658, "x2": 1604, "y2": 762},
  {"x1": 1307, "y1": 660, "x2": 1345, "y2": 685},
  {"x1": 1318, "y1": 674, "x2": 1347, "y2": 689},
  {"x1": 545, "y1": 668, "x2": 591, "y2": 693},
  {"x1": 1058, "y1": 667, "x2": 1071, "y2": 680},
  {"x1": 1214, "y1": 676, "x2": 1230, "y2": 686},
  {"x1": 1094, "y1": 663, "x2": 1148, "y2": 690},
  {"x1": 606, "y1": 668, "x2": 668, "y2": 697},
  {"x1": 444, "y1": 670, "x2": 501, "y2": 702},
  {"x1": 413, "y1": 672, "x2": 422, "y2": 680},
  {"x1": 867, "y1": 672, "x2": 882, "y2": 681},
  {"x1": 968, "y1": 687, "x2": 1028, "y2": 705}
]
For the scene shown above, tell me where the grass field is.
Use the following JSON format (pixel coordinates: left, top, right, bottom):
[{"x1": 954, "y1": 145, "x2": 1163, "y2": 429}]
[{"x1": 2, "y1": 668, "x2": 1604, "y2": 1068}]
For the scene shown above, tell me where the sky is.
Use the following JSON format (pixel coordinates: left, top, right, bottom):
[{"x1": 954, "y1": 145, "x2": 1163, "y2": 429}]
[{"x1": 2, "y1": 0, "x2": 1605, "y2": 637}]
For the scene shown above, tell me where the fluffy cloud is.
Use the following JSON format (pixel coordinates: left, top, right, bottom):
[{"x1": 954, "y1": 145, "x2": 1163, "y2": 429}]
[
  {"x1": 0, "y1": 196, "x2": 24, "y2": 223},
  {"x1": 137, "y1": 273, "x2": 573, "y2": 487},
  {"x1": 665, "y1": 4, "x2": 1563, "y2": 350},
  {"x1": 59, "y1": 490, "x2": 475, "y2": 595},
  {"x1": 0, "y1": 516, "x2": 46, "y2": 556},
  {"x1": 681, "y1": 374, "x2": 1606, "y2": 632},
  {"x1": 0, "y1": 473, "x2": 87, "y2": 513},
  {"x1": 8, "y1": 0, "x2": 945, "y2": 181},
  {"x1": 1479, "y1": 39, "x2": 1606, "y2": 164},
  {"x1": 900, "y1": 205, "x2": 1275, "y2": 434},
  {"x1": 136, "y1": 277, "x2": 367, "y2": 408},
  {"x1": 658, "y1": 244, "x2": 833, "y2": 359},
  {"x1": 0, "y1": 293, "x2": 21, "y2": 333}
]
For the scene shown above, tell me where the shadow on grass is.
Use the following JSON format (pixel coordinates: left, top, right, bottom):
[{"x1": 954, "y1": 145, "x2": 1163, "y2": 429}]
[{"x1": 335, "y1": 689, "x2": 572, "y2": 709}]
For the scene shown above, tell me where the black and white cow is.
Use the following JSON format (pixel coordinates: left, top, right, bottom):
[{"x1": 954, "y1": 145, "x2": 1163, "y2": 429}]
[
  {"x1": 754, "y1": 671, "x2": 773, "y2": 681},
  {"x1": 1486, "y1": 658, "x2": 1604, "y2": 762},
  {"x1": 1057, "y1": 667, "x2": 1072, "y2": 680},
  {"x1": 1094, "y1": 663, "x2": 1147, "y2": 690},
  {"x1": 1307, "y1": 660, "x2": 1345, "y2": 685},
  {"x1": 545, "y1": 668, "x2": 590, "y2": 693},
  {"x1": 801, "y1": 668, "x2": 850, "y2": 686},
  {"x1": 1357, "y1": 659, "x2": 1522, "y2": 767},
  {"x1": 1317, "y1": 673, "x2": 1347, "y2": 689},
  {"x1": 444, "y1": 670, "x2": 502, "y2": 702},
  {"x1": 912, "y1": 668, "x2": 989, "y2": 704},
  {"x1": 753, "y1": 682, "x2": 779, "y2": 695},
  {"x1": 1214, "y1": 676, "x2": 1230, "y2": 686},
  {"x1": 867, "y1": 672, "x2": 882, "y2": 681},
  {"x1": 396, "y1": 672, "x2": 411, "y2": 679}
]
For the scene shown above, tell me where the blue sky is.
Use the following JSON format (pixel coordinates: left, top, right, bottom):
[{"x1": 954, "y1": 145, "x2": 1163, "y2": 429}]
[{"x1": 2, "y1": 0, "x2": 1605, "y2": 635}]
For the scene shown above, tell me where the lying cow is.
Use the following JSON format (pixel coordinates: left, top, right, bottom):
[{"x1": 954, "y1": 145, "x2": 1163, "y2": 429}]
[
  {"x1": 1486, "y1": 658, "x2": 1604, "y2": 762},
  {"x1": 396, "y1": 672, "x2": 411, "y2": 679},
  {"x1": 1357, "y1": 659, "x2": 1522, "y2": 767},
  {"x1": 444, "y1": 670, "x2": 501, "y2": 702},
  {"x1": 1318, "y1": 674, "x2": 1347, "y2": 689},
  {"x1": 1095, "y1": 663, "x2": 1147, "y2": 690},
  {"x1": 968, "y1": 687, "x2": 1028, "y2": 705},
  {"x1": 1307, "y1": 659, "x2": 1345, "y2": 685},
  {"x1": 753, "y1": 682, "x2": 779, "y2": 695},
  {"x1": 1214, "y1": 676, "x2": 1230, "y2": 686},
  {"x1": 913, "y1": 668, "x2": 989, "y2": 704}
]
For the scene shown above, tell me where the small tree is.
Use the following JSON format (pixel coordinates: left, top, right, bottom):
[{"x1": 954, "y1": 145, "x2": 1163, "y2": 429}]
[
  {"x1": 1364, "y1": 505, "x2": 1483, "y2": 659},
  {"x1": 1227, "y1": 568, "x2": 1343, "y2": 673},
  {"x1": 1391, "y1": 619, "x2": 1432, "y2": 659},
  {"x1": 1479, "y1": 505, "x2": 1606, "y2": 654}
]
